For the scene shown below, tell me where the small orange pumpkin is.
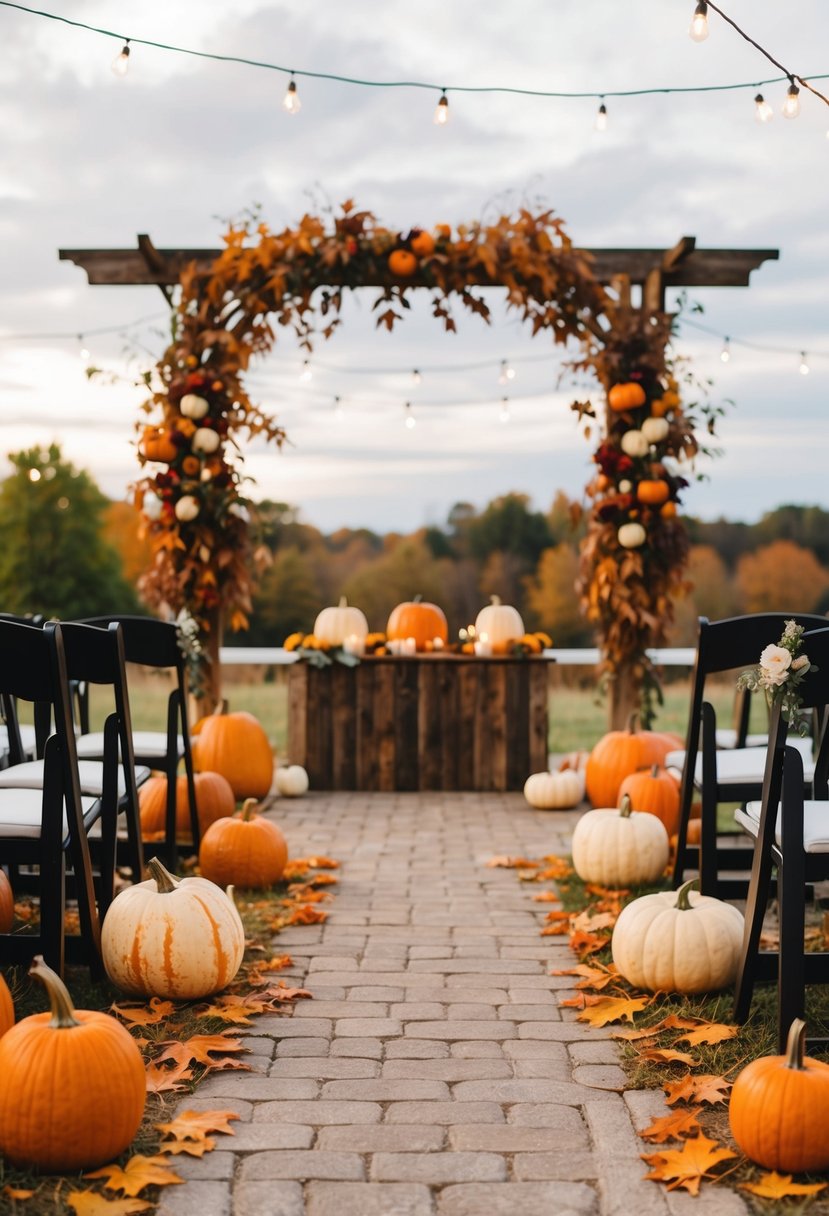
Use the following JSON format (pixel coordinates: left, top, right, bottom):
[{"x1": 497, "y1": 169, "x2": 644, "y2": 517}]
[
  {"x1": 409, "y1": 229, "x2": 435, "y2": 257},
  {"x1": 141, "y1": 426, "x2": 177, "y2": 463},
  {"x1": 608, "y1": 382, "x2": 647, "y2": 412},
  {"x1": 386, "y1": 596, "x2": 449, "y2": 650},
  {"x1": 585, "y1": 714, "x2": 682, "y2": 808},
  {"x1": 0, "y1": 869, "x2": 13, "y2": 934},
  {"x1": 0, "y1": 973, "x2": 13, "y2": 1038},
  {"x1": 636, "y1": 479, "x2": 671, "y2": 506},
  {"x1": 193, "y1": 702, "x2": 274, "y2": 799},
  {"x1": 181, "y1": 454, "x2": 200, "y2": 476},
  {"x1": 617, "y1": 764, "x2": 681, "y2": 836},
  {"x1": 388, "y1": 249, "x2": 418, "y2": 278},
  {"x1": 139, "y1": 771, "x2": 236, "y2": 841},
  {"x1": 660, "y1": 501, "x2": 678, "y2": 519},
  {"x1": 199, "y1": 799, "x2": 288, "y2": 888}
]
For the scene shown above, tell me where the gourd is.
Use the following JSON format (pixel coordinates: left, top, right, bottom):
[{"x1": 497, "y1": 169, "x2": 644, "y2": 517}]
[
  {"x1": 608, "y1": 382, "x2": 647, "y2": 411},
  {"x1": 617, "y1": 764, "x2": 680, "y2": 836},
  {"x1": 192, "y1": 426, "x2": 221, "y2": 454},
  {"x1": 193, "y1": 701, "x2": 274, "y2": 799},
  {"x1": 138, "y1": 770, "x2": 236, "y2": 841},
  {"x1": 0, "y1": 956, "x2": 145, "y2": 1170},
  {"x1": 620, "y1": 429, "x2": 649, "y2": 458},
  {"x1": 199, "y1": 799, "x2": 288, "y2": 888},
  {"x1": 571, "y1": 794, "x2": 669, "y2": 887},
  {"x1": 102, "y1": 858, "x2": 245, "y2": 999},
  {"x1": 641, "y1": 416, "x2": 670, "y2": 444},
  {"x1": 180, "y1": 393, "x2": 210, "y2": 420},
  {"x1": 474, "y1": 595, "x2": 525, "y2": 654},
  {"x1": 0, "y1": 973, "x2": 13, "y2": 1038},
  {"x1": 275, "y1": 765, "x2": 309, "y2": 798},
  {"x1": 313, "y1": 596, "x2": 369, "y2": 646},
  {"x1": 387, "y1": 596, "x2": 449, "y2": 650},
  {"x1": 585, "y1": 714, "x2": 679, "y2": 807},
  {"x1": 174, "y1": 494, "x2": 200, "y2": 522},
  {"x1": 618, "y1": 521, "x2": 646, "y2": 549},
  {"x1": 141, "y1": 425, "x2": 177, "y2": 463},
  {"x1": 388, "y1": 249, "x2": 418, "y2": 277},
  {"x1": 0, "y1": 868, "x2": 13, "y2": 933},
  {"x1": 729, "y1": 1018, "x2": 829, "y2": 1172},
  {"x1": 523, "y1": 769, "x2": 584, "y2": 810},
  {"x1": 611, "y1": 878, "x2": 744, "y2": 993},
  {"x1": 636, "y1": 479, "x2": 670, "y2": 505}
]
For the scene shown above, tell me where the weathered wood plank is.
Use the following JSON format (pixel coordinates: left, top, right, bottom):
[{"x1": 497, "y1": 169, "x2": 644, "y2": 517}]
[
  {"x1": 287, "y1": 664, "x2": 308, "y2": 767},
  {"x1": 417, "y1": 661, "x2": 442, "y2": 790},
  {"x1": 394, "y1": 660, "x2": 419, "y2": 791},
  {"x1": 456, "y1": 661, "x2": 479, "y2": 790},
  {"x1": 373, "y1": 662, "x2": 396, "y2": 792},
  {"x1": 529, "y1": 661, "x2": 550, "y2": 773},
  {"x1": 330, "y1": 665, "x2": 357, "y2": 789}
]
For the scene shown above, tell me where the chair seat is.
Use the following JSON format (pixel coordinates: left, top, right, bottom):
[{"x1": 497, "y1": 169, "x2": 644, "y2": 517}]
[
  {"x1": 715, "y1": 729, "x2": 770, "y2": 749},
  {"x1": 76, "y1": 731, "x2": 183, "y2": 761},
  {"x1": 736, "y1": 801, "x2": 829, "y2": 854},
  {"x1": 0, "y1": 787, "x2": 99, "y2": 838},
  {"x1": 0, "y1": 760, "x2": 151, "y2": 797},
  {"x1": 0, "y1": 723, "x2": 38, "y2": 758},
  {"x1": 666, "y1": 738, "x2": 814, "y2": 787}
]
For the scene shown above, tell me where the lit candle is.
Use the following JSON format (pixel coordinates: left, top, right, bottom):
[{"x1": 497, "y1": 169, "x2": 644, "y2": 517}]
[
  {"x1": 474, "y1": 631, "x2": 493, "y2": 657},
  {"x1": 405, "y1": 637, "x2": 417, "y2": 655},
  {"x1": 343, "y1": 634, "x2": 365, "y2": 656},
  {"x1": 432, "y1": 637, "x2": 444, "y2": 650}
]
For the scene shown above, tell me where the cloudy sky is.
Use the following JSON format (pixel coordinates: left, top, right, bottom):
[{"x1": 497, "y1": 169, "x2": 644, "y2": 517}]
[{"x1": 0, "y1": 0, "x2": 827, "y2": 533}]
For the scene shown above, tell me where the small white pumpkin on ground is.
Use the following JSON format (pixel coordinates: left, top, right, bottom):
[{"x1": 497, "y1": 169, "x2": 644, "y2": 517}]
[
  {"x1": 571, "y1": 794, "x2": 669, "y2": 887},
  {"x1": 524, "y1": 769, "x2": 584, "y2": 810},
  {"x1": 275, "y1": 764, "x2": 309, "y2": 798},
  {"x1": 611, "y1": 878, "x2": 745, "y2": 994}
]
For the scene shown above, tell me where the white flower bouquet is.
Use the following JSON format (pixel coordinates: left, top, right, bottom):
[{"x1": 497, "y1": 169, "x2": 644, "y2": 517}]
[{"x1": 737, "y1": 619, "x2": 818, "y2": 734}]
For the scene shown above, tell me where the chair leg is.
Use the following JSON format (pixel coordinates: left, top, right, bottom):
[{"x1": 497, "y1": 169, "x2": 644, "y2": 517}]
[
  {"x1": 40, "y1": 852, "x2": 66, "y2": 978},
  {"x1": 777, "y1": 849, "x2": 806, "y2": 1053},
  {"x1": 164, "y1": 762, "x2": 178, "y2": 871},
  {"x1": 733, "y1": 833, "x2": 776, "y2": 1023}
]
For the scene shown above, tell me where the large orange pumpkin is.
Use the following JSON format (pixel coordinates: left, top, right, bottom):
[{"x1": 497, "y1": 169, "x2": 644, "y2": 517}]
[
  {"x1": 0, "y1": 956, "x2": 145, "y2": 1170},
  {"x1": 199, "y1": 799, "x2": 288, "y2": 888},
  {"x1": 193, "y1": 702, "x2": 274, "y2": 799},
  {"x1": 141, "y1": 425, "x2": 178, "y2": 463},
  {"x1": 387, "y1": 597, "x2": 448, "y2": 650},
  {"x1": 388, "y1": 249, "x2": 418, "y2": 277},
  {"x1": 608, "y1": 382, "x2": 646, "y2": 412},
  {"x1": 617, "y1": 764, "x2": 681, "y2": 836},
  {"x1": 0, "y1": 973, "x2": 13, "y2": 1038},
  {"x1": 0, "y1": 869, "x2": 13, "y2": 934},
  {"x1": 585, "y1": 715, "x2": 680, "y2": 808},
  {"x1": 139, "y1": 771, "x2": 236, "y2": 841}
]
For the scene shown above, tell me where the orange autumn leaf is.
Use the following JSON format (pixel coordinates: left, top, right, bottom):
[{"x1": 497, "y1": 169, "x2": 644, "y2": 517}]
[
  {"x1": 675, "y1": 1023, "x2": 739, "y2": 1047},
  {"x1": 111, "y1": 998, "x2": 176, "y2": 1027},
  {"x1": 663, "y1": 1074, "x2": 731, "y2": 1107},
  {"x1": 552, "y1": 962, "x2": 619, "y2": 991},
  {"x1": 144, "y1": 1061, "x2": 192, "y2": 1094},
  {"x1": 638, "y1": 1048, "x2": 699, "y2": 1067},
  {"x1": 85, "y1": 1155, "x2": 184, "y2": 1196},
  {"x1": 569, "y1": 909, "x2": 619, "y2": 933},
  {"x1": 156, "y1": 1109, "x2": 239, "y2": 1143},
  {"x1": 304, "y1": 855, "x2": 339, "y2": 868},
  {"x1": 638, "y1": 1109, "x2": 705, "y2": 1143},
  {"x1": 584, "y1": 883, "x2": 630, "y2": 899},
  {"x1": 536, "y1": 857, "x2": 574, "y2": 880},
  {"x1": 305, "y1": 872, "x2": 338, "y2": 886},
  {"x1": 281, "y1": 888, "x2": 331, "y2": 905},
  {"x1": 3, "y1": 1187, "x2": 35, "y2": 1200},
  {"x1": 559, "y1": 992, "x2": 590, "y2": 1010},
  {"x1": 258, "y1": 954, "x2": 293, "y2": 972},
  {"x1": 657, "y1": 1014, "x2": 705, "y2": 1032},
  {"x1": 155, "y1": 1032, "x2": 250, "y2": 1072},
  {"x1": 576, "y1": 993, "x2": 650, "y2": 1028},
  {"x1": 568, "y1": 929, "x2": 611, "y2": 956},
  {"x1": 533, "y1": 891, "x2": 560, "y2": 903},
  {"x1": 283, "y1": 904, "x2": 329, "y2": 926},
  {"x1": 740, "y1": 1172, "x2": 828, "y2": 1200},
  {"x1": 541, "y1": 922, "x2": 571, "y2": 937},
  {"x1": 487, "y1": 855, "x2": 539, "y2": 869},
  {"x1": 68, "y1": 1194, "x2": 154, "y2": 1216},
  {"x1": 161, "y1": 1137, "x2": 215, "y2": 1157},
  {"x1": 642, "y1": 1133, "x2": 737, "y2": 1195},
  {"x1": 615, "y1": 1014, "x2": 701, "y2": 1040}
]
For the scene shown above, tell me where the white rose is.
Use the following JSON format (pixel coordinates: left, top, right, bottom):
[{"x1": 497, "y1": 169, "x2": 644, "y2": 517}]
[{"x1": 759, "y1": 644, "x2": 792, "y2": 687}]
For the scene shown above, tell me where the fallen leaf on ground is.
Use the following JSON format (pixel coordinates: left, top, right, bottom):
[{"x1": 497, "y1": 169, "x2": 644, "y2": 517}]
[
  {"x1": 663, "y1": 1074, "x2": 731, "y2": 1106},
  {"x1": 144, "y1": 1061, "x2": 193, "y2": 1093},
  {"x1": 3, "y1": 1187, "x2": 35, "y2": 1200},
  {"x1": 740, "y1": 1172, "x2": 828, "y2": 1199},
  {"x1": 570, "y1": 909, "x2": 619, "y2": 933},
  {"x1": 638, "y1": 1109, "x2": 704, "y2": 1143},
  {"x1": 282, "y1": 904, "x2": 329, "y2": 926},
  {"x1": 161, "y1": 1137, "x2": 215, "y2": 1157},
  {"x1": 559, "y1": 992, "x2": 590, "y2": 1010},
  {"x1": 615, "y1": 1014, "x2": 701, "y2": 1040},
  {"x1": 584, "y1": 883, "x2": 630, "y2": 899},
  {"x1": 552, "y1": 962, "x2": 619, "y2": 991},
  {"x1": 540, "y1": 921, "x2": 571, "y2": 937},
  {"x1": 155, "y1": 1032, "x2": 250, "y2": 1072},
  {"x1": 110, "y1": 998, "x2": 176, "y2": 1027},
  {"x1": 68, "y1": 1194, "x2": 153, "y2": 1216},
  {"x1": 156, "y1": 1110, "x2": 239, "y2": 1143},
  {"x1": 642, "y1": 1132, "x2": 737, "y2": 1195},
  {"x1": 576, "y1": 993, "x2": 650, "y2": 1027},
  {"x1": 536, "y1": 857, "x2": 573, "y2": 880},
  {"x1": 533, "y1": 891, "x2": 561, "y2": 902},
  {"x1": 305, "y1": 856, "x2": 339, "y2": 868},
  {"x1": 85, "y1": 1155, "x2": 184, "y2": 1196},
  {"x1": 486, "y1": 856, "x2": 540, "y2": 869},
  {"x1": 568, "y1": 929, "x2": 612, "y2": 956},
  {"x1": 638, "y1": 1048, "x2": 699, "y2": 1067},
  {"x1": 675, "y1": 1023, "x2": 739, "y2": 1047}
]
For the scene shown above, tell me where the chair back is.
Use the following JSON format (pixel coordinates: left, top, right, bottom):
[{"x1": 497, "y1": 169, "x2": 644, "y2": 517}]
[{"x1": 78, "y1": 615, "x2": 183, "y2": 670}]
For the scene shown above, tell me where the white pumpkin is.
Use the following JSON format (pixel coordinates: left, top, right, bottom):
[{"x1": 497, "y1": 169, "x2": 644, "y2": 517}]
[
  {"x1": 611, "y1": 879, "x2": 745, "y2": 993},
  {"x1": 571, "y1": 795, "x2": 669, "y2": 887},
  {"x1": 192, "y1": 426, "x2": 221, "y2": 454},
  {"x1": 313, "y1": 596, "x2": 369, "y2": 646},
  {"x1": 620, "y1": 429, "x2": 649, "y2": 458},
  {"x1": 174, "y1": 494, "x2": 200, "y2": 522},
  {"x1": 641, "y1": 416, "x2": 670, "y2": 444},
  {"x1": 180, "y1": 393, "x2": 210, "y2": 420},
  {"x1": 142, "y1": 492, "x2": 163, "y2": 521},
  {"x1": 474, "y1": 595, "x2": 525, "y2": 653},
  {"x1": 618, "y1": 522, "x2": 646, "y2": 549},
  {"x1": 101, "y1": 858, "x2": 245, "y2": 999},
  {"x1": 524, "y1": 769, "x2": 584, "y2": 810},
  {"x1": 275, "y1": 765, "x2": 309, "y2": 798},
  {"x1": 618, "y1": 479, "x2": 633, "y2": 493}
]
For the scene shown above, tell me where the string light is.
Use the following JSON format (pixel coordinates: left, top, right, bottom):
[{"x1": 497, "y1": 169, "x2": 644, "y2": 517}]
[
  {"x1": 754, "y1": 93, "x2": 773, "y2": 123},
  {"x1": 404, "y1": 401, "x2": 416, "y2": 429},
  {"x1": 299, "y1": 359, "x2": 312, "y2": 382},
  {"x1": 110, "y1": 39, "x2": 130, "y2": 76},
  {"x1": 499, "y1": 398, "x2": 511, "y2": 423},
  {"x1": 333, "y1": 394, "x2": 343, "y2": 418},
  {"x1": 720, "y1": 337, "x2": 731, "y2": 363},
  {"x1": 282, "y1": 77, "x2": 301, "y2": 115},
  {"x1": 799, "y1": 352, "x2": 810, "y2": 376},
  {"x1": 498, "y1": 359, "x2": 516, "y2": 386},
  {"x1": 595, "y1": 100, "x2": 608, "y2": 132},
  {"x1": 782, "y1": 79, "x2": 801, "y2": 118},
  {"x1": 412, "y1": 369, "x2": 422, "y2": 385},
  {"x1": 433, "y1": 91, "x2": 449, "y2": 126},
  {"x1": 689, "y1": 1, "x2": 709, "y2": 43}
]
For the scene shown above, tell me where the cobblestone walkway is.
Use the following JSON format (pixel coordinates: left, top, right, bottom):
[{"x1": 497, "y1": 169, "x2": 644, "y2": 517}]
[{"x1": 160, "y1": 792, "x2": 746, "y2": 1216}]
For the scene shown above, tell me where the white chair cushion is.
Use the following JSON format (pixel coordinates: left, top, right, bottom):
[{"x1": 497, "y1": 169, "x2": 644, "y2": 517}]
[
  {"x1": 76, "y1": 731, "x2": 183, "y2": 760},
  {"x1": 0, "y1": 723, "x2": 38, "y2": 757},
  {"x1": 0, "y1": 760, "x2": 151, "y2": 797},
  {"x1": 736, "y1": 800, "x2": 829, "y2": 853},
  {"x1": 0, "y1": 788, "x2": 98, "y2": 838},
  {"x1": 665, "y1": 748, "x2": 685, "y2": 770},
  {"x1": 715, "y1": 729, "x2": 770, "y2": 749},
  {"x1": 681, "y1": 739, "x2": 815, "y2": 787}
]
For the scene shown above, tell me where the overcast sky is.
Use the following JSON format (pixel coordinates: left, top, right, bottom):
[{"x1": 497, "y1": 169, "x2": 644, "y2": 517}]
[{"x1": 0, "y1": 0, "x2": 827, "y2": 533}]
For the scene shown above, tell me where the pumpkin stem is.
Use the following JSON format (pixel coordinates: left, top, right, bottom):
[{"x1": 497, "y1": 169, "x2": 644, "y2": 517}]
[
  {"x1": 29, "y1": 955, "x2": 81, "y2": 1029},
  {"x1": 212, "y1": 699, "x2": 229, "y2": 718},
  {"x1": 627, "y1": 711, "x2": 639, "y2": 735},
  {"x1": 338, "y1": 596, "x2": 347, "y2": 608},
  {"x1": 650, "y1": 764, "x2": 660, "y2": 778},
  {"x1": 490, "y1": 594, "x2": 501, "y2": 606},
  {"x1": 675, "y1": 878, "x2": 700, "y2": 911},
  {"x1": 413, "y1": 594, "x2": 423, "y2": 603},
  {"x1": 147, "y1": 856, "x2": 180, "y2": 894},
  {"x1": 619, "y1": 793, "x2": 633, "y2": 819},
  {"x1": 240, "y1": 798, "x2": 259, "y2": 822},
  {"x1": 784, "y1": 1017, "x2": 808, "y2": 1070}
]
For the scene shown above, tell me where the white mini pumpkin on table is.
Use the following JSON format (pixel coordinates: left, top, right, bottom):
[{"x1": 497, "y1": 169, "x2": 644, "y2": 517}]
[
  {"x1": 571, "y1": 794, "x2": 669, "y2": 887},
  {"x1": 313, "y1": 596, "x2": 369, "y2": 646},
  {"x1": 474, "y1": 595, "x2": 524, "y2": 654},
  {"x1": 524, "y1": 769, "x2": 584, "y2": 810}
]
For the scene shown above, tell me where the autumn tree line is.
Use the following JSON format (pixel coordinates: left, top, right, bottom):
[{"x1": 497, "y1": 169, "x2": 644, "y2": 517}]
[{"x1": 0, "y1": 445, "x2": 827, "y2": 646}]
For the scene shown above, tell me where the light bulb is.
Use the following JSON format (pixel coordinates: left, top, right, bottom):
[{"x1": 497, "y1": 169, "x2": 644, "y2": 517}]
[
  {"x1": 720, "y1": 338, "x2": 731, "y2": 363},
  {"x1": 412, "y1": 369, "x2": 422, "y2": 385},
  {"x1": 300, "y1": 359, "x2": 312, "y2": 382},
  {"x1": 799, "y1": 352, "x2": 810, "y2": 376},
  {"x1": 404, "y1": 402, "x2": 416, "y2": 429},
  {"x1": 333, "y1": 396, "x2": 344, "y2": 419},
  {"x1": 499, "y1": 399, "x2": 511, "y2": 423},
  {"x1": 78, "y1": 335, "x2": 90, "y2": 363},
  {"x1": 595, "y1": 102, "x2": 608, "y2": 132},
  {"x1": 111, "y1": 41, "x2": 130, "y2": 77},
  {"x1": 783, "y1": 81, "x2": 800, "y2": 119},
  {"x1": 28, "y1": 468, "x2": 41, "y2": 483},
  {"x1": 689, "y1": 1, "x2": 709, "y2": 41},
  {"x1": 434, "y1": 91, "x2": 449, "y2": 126},
  {"x1": 754, "y1": 93, "x2": 773, "y2": 124},
  {"x1": 283, "y1": 78, "x2": 302, "y2": 115},
  {"x1": 498, "y1": 359, "x2": 515, "y2": 385}
]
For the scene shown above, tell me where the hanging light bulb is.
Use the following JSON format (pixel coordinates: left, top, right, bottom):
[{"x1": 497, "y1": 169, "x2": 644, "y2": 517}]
[
  {"x1": 754, "y1": 93, "x2": 774, "y2": 124},
  {"x1": 299, "y1": 359, "x2": 312, "y2": 382},
  {"x1": 404, "y1": 401, "x2": 416, "y2": 429},
  {"x1": 433, "y1": 91, "x2": 449, "y2": 126},
  {"x1": 595, "y1": 100, "x2": 608, "y2": 132},
  {"x1": 78, "y1": 334, "x2": 90, "y2": 363},
  {"x1": 498, "y1": 359, "x2": 515, "y2": 386},
  {"x1": 799, "y1": 352, "x2": 810, "y2": 376},
  {"x1": 783, "y1": 80, "x2": 801, "y2": 119},
  {"x1": 283, "y1": 77, "x2": 302, "y2": 115},
  {"x1": 333, "y1": 396, "x2": 344, "y2": 420},
  {"x1": 720, "y1": 337, "x2": 731, "y2": 363},
  {"x1": 412, "y1": 369, "x2": 422, "y2": 385},
  {"x1": 111, "y1": 40, "x2": 130, "y2": 77},
  {"x1": 689, "y1": 1, "x2": 709, "y2": 41},
  {"x1": 499, "y1": 398, "x2": 511, "y2": 423}
]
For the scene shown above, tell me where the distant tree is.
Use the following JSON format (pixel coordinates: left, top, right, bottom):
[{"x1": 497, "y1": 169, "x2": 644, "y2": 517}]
[
  {"x1": 102, "y1": 500, "x2": 154, "y2": 587},
  {"x1": 0, "y1": 443, "x2": 138, "y2": 619},
  {"x1": 467, "y1": 493, "x2": 551, "y2": 566},
  {"x1": 249, "y1": 546, "x2": 325, "y2": 644},
  {"x1": 547, "y1": 490, "x2": 586, "y2": 546},
  {"x1": 735, "y1": 540, "x2": 829, "y2": 614},
  {"x1": 524, "y1": 545, "x2": 593, "y2": 644},
  {"x1": 670, "y1": 545, "x2": 741, "y2": 644},
  {"x1": 754, "y1": 504, "x2": 829, "y2": 567},
  {"x1": 342, "y1": 538, "x2": 447, "y2": 631},
  {"x1": 684, "y1": 516, "x2": 754, "y2": 568},
  {"x1": 479, "y1": 551, "x2": 527, "y2": 615}
]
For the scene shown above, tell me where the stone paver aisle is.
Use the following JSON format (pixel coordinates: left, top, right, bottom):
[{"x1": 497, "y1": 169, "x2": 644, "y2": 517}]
[{"x1": 161, "y1": 792, "x2": 746, "y2": 1216}]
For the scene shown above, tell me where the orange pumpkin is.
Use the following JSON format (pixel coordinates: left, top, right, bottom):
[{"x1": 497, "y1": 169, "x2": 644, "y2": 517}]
[
  {"x1": 617, "y1": 764, "x2": 681, "y2": 836},
  {"x1": 410, "y1": 229, "x2": 435, "y2": 257},
  {"x1": 139, "y1": 771, "x2": 236, "y2": 841},
  {"x1": 388, "y1": 249, "x2": 418, "y2": 277},
  {"x1": 0, "y1": 956, "x2": 145, "y2": 1170},
  {"x1": 660, "y1": 501, "x2": 678, "y2": 519},
  {"x1": 193, "y1": 702, "x2": 274, "y2": 799},
  {"x1": 730, "y1": 1018, "x2": 829, "y2": 1172},
  {"x1": 585, "y1": 714, "x2": 681, "y2": 808},
  {"x1": 386, "y1": 597, "x2": 449, "y2": 650},
  {"x1": 636, "y1": 479, "x2": 670, "y2": 506},
  {"x1": 0, "y1": 870, "x2": 13, "y2": 934},
  {"x1": 0, "y1": 973, "x2": 13, "y2": 1038},
  {"x1": 141, "y1": 425, "x2": 177, "y2": 463},
  {"x1": 608, "y1": 382, "x2": 647, "y2": 412},
  {"x1": 686, "y1": 818, "x2": 702, "y2": 845},
  {"x1": 199, "y1": 799, "x2": 288, "y2": 888},
  {"x1": 181, "y1": 455, "x2": 200, "y2": 476}
]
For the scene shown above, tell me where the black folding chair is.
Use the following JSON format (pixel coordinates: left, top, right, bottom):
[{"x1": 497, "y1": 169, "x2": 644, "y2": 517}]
[
  {"x1": 669, "y1": 613, "x2": 825, "y2": 899},
  {"x1": 733, "y1": 625, "x2": 829, "y2": 1050}
]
